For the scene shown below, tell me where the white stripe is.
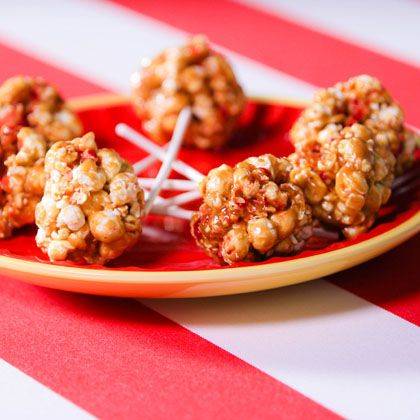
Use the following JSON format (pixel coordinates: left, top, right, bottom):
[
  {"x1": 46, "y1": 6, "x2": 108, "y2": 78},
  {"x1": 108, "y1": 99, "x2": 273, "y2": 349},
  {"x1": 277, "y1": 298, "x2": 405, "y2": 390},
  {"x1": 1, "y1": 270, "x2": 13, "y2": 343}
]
[
  {"x1": 0, "y1": 360, "x2": 92, "y2": 419},
  {"x1": 0, "y1": 0, "x2": 314, "y2": 100},
  {"x1": 239, "y1": 0, "x2": 420, "y2": 67},
  {"x1": 144, "y1": 281, "x2": 420, "y2": 420}
]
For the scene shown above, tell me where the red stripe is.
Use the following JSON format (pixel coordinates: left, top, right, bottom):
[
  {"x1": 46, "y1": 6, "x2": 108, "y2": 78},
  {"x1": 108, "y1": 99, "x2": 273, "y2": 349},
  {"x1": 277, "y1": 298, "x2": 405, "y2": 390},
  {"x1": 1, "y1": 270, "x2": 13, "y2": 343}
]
[
  {"x1": 109, "y1": 0, "x2": 420, "y2": 125},
  {"x1": 330, "y1": 235, "x2": 420, "y2": 326},
  {"x1": 0, "y1": 41, "x2": 105, "y2": 97},
  {"x1": 0, "y1": 277, "x2": 337, "y2": 419}
]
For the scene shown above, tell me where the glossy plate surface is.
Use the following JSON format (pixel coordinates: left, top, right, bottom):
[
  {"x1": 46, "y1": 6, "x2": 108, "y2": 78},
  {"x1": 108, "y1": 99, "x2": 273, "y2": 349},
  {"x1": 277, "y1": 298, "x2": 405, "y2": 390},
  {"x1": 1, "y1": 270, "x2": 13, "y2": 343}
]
[{"x1": 0, "y1": 94, "x2": 418, "y2": 297}]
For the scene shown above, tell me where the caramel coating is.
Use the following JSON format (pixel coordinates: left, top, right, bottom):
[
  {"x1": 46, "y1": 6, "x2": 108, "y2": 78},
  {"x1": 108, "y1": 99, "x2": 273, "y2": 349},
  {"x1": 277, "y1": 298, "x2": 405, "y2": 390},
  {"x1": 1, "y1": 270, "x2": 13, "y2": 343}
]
[
  {"x1": 191, "y1": 154, "x2": 312, "y2": 265},
  {"x1": 0, "y1": 76, "x2": 83, "y2": 237},
  {"x1": 0, "y1": 128, "x2": 46, "y2": 237},
  {"x1": 290, "y1": 75, "x2": 417, "y2": 173},
  {"x1": 132, "y1": 35, "x2": 245, "y2": 149},
  {"x1": 289, "y1": 123, "x2": 395, "y2": 238},
  {"x1": 35, "y1": 133, "x2": 145, "y2": 264},
  {"x1": 0, "y1": 76, "x2": 82, "y2": 157}
]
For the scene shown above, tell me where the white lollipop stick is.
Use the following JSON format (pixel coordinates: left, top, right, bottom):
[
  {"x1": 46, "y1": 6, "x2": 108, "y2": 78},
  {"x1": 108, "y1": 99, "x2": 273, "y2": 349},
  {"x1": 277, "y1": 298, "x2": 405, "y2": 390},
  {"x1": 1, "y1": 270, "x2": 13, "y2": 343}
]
[
  {"x1": 116, "y1": 123, "x2": 204, "y2": 182},
  {"x1": 145, "y1": 192, "x2": 190, "y2": 215},
  {"x1": 146, "y1": 193, "x2": 194, "y2": 220},
  {"x1": 313, "y1": 227, "x2": 340, "y2": 241},
  {"x1": 133, "y1": 144, "x2": 168, "y2": 173},
  {"x1": 143, "y1": 107, "x2": 192, "y2": 216},
  {"x1": 156, "y1": 189, "x2": 201, "y2": 208},
  {"x1": 138, "y1": 177, "x2": 196, "y2": 191},
  {"x1": 392, "y1": 167, "x2": 419, "y2": 190},
  {"x1": 406, "y1": 123, "x2": 420, "y2": 135},
  {"x1": 151, "y1": 203, "x2": 194, "y2": 220},
  {"x1": 134, "y1": 153, "x2": 160, "y2": 174}
]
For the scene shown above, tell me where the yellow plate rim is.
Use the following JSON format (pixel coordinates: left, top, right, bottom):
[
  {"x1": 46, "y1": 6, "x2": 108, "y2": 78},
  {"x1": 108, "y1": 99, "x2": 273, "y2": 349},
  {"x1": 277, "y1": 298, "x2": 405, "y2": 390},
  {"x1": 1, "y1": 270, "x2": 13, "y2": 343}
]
[{"x1": 0, "y1": 94, "x2": 417, "y2": 286}]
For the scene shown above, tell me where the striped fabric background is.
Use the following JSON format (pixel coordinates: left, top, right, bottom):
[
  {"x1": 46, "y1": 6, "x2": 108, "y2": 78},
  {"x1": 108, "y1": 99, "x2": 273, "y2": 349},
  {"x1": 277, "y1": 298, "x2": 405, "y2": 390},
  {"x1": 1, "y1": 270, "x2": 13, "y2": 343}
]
[{"x1": 0, "y1": 1, "x2": 419, "y2": 418}]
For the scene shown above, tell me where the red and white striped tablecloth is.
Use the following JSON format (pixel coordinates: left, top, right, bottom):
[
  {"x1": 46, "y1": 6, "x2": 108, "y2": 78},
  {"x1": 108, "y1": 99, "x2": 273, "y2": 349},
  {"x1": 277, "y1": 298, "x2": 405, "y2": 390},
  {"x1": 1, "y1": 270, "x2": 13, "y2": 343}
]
[{"x1": 1, "y1": 1, "x2": 419, "y2": 418}]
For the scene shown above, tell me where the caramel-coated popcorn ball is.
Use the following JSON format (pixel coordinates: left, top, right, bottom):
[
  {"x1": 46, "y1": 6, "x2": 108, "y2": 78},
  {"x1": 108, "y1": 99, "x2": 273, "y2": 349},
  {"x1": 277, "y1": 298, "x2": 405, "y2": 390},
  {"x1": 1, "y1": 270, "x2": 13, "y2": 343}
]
[
  {"x1": 191, "y1": 154, "x2": 312, "y2": 265},
  {"x1": 0, "y1": 76, "x2": 83, "y2": 237},
  {"x1": 0, "y1": 76, "x2": 82, "y2": 159},
  {"x1": 0, "y1": 128, "x2": 46, "y2": 237},
  {"x1": 35, "y1": 133, "x2": 144, "y2": 264},
  {"x1": 132, "y1": 35, "x2": 246, "y2": 149},
  {"x1": 289, "y1": 123, "x2": 395, "y2": 238},
  {"x1": 290, "y1": 75, "x2": 416, "y2": 173}
]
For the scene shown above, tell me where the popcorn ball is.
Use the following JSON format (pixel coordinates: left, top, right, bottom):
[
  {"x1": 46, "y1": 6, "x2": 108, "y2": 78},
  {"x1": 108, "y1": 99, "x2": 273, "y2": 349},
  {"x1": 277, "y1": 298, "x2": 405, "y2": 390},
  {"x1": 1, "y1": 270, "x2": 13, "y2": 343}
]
[
  {"x1": 289, "y1": 123, "x2": 396, "y2": 239},
  {"x1": 35, "y1": 132, "x2": 145, "y2": 264},
  {"x1": 191, "y1": 154, "x2": 313, "y2": 265},
  {"x1": 0, "y1": 128, "x2": 46, "y2": 237},
  {"x1": 132, "y1": 35, "x2": 246, "y2": 149},
  {"x1": 0, "y1": 76, "x2": 83, "y2": 237},
  {"x1": 0, "y1": 76, "x2": 82, "y2": 159},
  {"x1": 290, "y1": 75, "x2": 416, "y2": 173}
]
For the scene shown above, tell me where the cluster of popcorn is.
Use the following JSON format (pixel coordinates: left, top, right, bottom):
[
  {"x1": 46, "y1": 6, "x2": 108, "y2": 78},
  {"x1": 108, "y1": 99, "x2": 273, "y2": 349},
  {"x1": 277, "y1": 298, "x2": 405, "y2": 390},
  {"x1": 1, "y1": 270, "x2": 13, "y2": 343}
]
[
  {"x1": 132, "y1": 35, "x2": 245, "y2": 149},
  {"x1": 0, "y1": 76, "x2": 82, "y2": 237},
  {"x1": 290, "y1": 75, "x2": 416, "y2": 173},
  {"x1": 0, "y1": 128, "x2": 46, "y2": 237},
  {"x1": 35, "y1": 133, "x2": 144, "y2": 264},
  {"x1": 0, "y1": 76, "x2": 82, "y2": 153},
  {"x1": 289, "y1": 123, "x2": 396, "y2": 238},
  {"x1": 190, "y1": 75, "x2": 417, "y2": 260},
  {"x1": 191, "y1": 154, "x2": 312, "y2": 264}
]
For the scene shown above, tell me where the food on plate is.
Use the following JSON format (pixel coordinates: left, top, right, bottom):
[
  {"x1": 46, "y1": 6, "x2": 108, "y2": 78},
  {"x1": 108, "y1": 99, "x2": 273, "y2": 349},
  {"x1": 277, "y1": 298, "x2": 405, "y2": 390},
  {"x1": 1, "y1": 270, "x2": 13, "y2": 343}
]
[
  {"x1": 1, "y1": 69, "x2": 414, "y2": 268},
  {"x1": 191, "y1": 154, "x2": 312, "y2": 264},
  {"x1": 290, "y1": 74, "x2": 416, "y2": 173},
  {"x1": 289, "y1": 123, "x2": 395, "y2": 238},
  {"x1": 0, "y1": 76, "x2": 82, "y2": 237},
  {"x1": 35, "y1": 132, "x2": 145, "y2": 264},
  {"x1": 0, "y1": 128, "x2": 47, "y2": 237},
  {"x1": 131, "y1": 35, "x2": 245, "y2": 149},
  {"x1": 0, "y1": 76, "x2": 82, "y2": 154}
]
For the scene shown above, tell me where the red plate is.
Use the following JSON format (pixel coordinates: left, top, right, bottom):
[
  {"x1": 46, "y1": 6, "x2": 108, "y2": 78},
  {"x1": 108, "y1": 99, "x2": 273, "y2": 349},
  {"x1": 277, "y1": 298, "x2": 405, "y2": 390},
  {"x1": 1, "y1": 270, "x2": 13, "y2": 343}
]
[{"x1": 0, "y1": 95, "x2": 418, "y2": 297}]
